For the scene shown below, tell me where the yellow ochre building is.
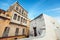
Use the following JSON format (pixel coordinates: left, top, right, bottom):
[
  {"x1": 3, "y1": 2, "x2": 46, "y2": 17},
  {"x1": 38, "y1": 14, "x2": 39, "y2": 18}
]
[{"x1": 0, "y1": 1, "x2": 30, "y2": 40}]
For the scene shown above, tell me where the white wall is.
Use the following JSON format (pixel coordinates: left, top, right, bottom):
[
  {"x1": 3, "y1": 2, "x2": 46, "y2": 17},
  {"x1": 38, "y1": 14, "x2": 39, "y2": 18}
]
[
  {"x1": 30, "y1": 14, "x2": 46, "y2": 37},
  {"x1": 30, "y1": 14, "x2": 60, "y2": 40}
]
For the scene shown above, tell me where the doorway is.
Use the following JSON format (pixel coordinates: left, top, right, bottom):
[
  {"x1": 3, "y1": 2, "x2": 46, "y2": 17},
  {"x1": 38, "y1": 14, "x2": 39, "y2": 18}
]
[{"x1": 33, "y1": 27, "x2": 37, "y2": 37}]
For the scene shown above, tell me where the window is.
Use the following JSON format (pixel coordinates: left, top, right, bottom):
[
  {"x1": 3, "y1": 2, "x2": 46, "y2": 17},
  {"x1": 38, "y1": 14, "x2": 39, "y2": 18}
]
[
  {"x1": 24, "y1": 19, "x2": 26, "y2": 23},
  {"x1": 24, "y1": 19, "x2": 27, "y2": 24},
  {"x1": 21, "y1": 17, "x2": 23, "y2": 22},
  {"x1": 19, "y1": 9, "x2": 21, "y2": 13},
  {"x1": 15, "y1": 28, "x2": 19, "y2": 36},
  {"x1": 2, "y1": 27, "x2": 10, "y2": 37},
  {"x1": 22, "y1": 10, "x2": 24, "y2": 15},
  {"x1": 25, "y1": 20, "x2": 27, "y2": 23},
  {"x1": 13, "y1": 14, "x2": 17, "y2": 20},
  {"x1": 25, "y1": 14, "x2": 27, "y2": 17},
  {"x1": 24, "y1": 13, "x2": 25, "y2": 17},
  {"x1": 17, "y1": 16, "x2": 20, "y2": 21},
  {"x1": 22, "y1": 28, "x2": 25, "y2": 35},
  {"x1": 23, "y1": 18, "x2": 25, "y2": 23},
  {"x1": 22, "y1": 18, "x2": 25, "y2": 23},
  {"x1": 16, "y1": 6, "x2": 18, "y2": 10},
  {"x1": 22, "y1": 18, "x2": 27, "y2": 24}
]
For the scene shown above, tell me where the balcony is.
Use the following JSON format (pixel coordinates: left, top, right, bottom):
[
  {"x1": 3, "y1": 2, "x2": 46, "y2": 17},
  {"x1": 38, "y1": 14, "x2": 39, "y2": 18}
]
[{"x1": 0, "y1": 13, "x2": 11, "y2": 20}]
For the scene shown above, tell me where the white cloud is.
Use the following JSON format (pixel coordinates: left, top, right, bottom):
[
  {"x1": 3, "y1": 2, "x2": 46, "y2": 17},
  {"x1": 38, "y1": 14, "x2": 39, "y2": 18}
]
[
  {"x1": 45, "y1": 8, "x2": 60, "y2": 23},
  {"x1": 48, "y1": 8, "x2": 60, "y2": 11},
  {"x1": 28, "y1": 0, "x2": 47, "y2": 19},
  {"x1": 45, "y1": 8, "x2": 60, "y2": 13},
  {"x1": 44, "y1": 8, "x2": 60, "y2": 23}
]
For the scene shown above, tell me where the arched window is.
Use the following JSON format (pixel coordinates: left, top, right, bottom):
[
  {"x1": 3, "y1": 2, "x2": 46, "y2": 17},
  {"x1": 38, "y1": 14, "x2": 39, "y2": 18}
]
[
  {"x1": 22, "y1": 10, "x2": 24, "y2": 15},
  {"x1": 15, "y1": 28, "x2": 19, "y2": 36},
  {"x1": 13, "y1": 14, "x2": 17, "y2": 20},
  {"x1": 16, "y1": 6, "x2": 18, "y2": 11},
  {"x1": 17, "y1": 16, "x2": 20, "y2": 21},
  {"x1": 19, "y1": 9, "x2": 21, "y2": 13},
  {"x1": 2, "y1": 27, "x2": 10, "y2": 37},
  {"x1": 21, "y1": 17, "x2": 23, "y2": 22},
  {"x1": 22, "y1": 28, "x2": 25, "y2": 35}
]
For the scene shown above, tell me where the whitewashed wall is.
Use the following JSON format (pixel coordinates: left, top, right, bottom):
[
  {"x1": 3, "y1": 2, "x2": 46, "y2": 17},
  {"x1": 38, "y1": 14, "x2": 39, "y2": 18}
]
[
  {"x1": 30, "y1": 14, "x2": 46, "y2": 37},
  {"x1": 30, "y1": 14, "x2": 60, "y2": 40}
]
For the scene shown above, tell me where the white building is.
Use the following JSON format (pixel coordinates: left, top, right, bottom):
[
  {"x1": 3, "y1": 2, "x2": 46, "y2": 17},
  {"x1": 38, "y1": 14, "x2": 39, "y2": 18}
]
[{"x1": 30, "y1": 14, "x2": 60, "y2": 40}]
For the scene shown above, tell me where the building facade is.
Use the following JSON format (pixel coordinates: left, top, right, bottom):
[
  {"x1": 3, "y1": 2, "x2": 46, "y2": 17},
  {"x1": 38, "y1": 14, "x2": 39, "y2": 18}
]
[
  {"x1": 0, "y1": 1, "x2": 30, "y2": 40},
  {"x1": 30, "y1": 14, "x2": 60, "y2": 40}
]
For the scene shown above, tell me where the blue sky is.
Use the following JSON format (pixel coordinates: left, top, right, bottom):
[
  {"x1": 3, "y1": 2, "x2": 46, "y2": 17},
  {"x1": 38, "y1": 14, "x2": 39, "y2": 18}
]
[{"x1": 0, "y1": 0, "x2": 60, "y2": 23}]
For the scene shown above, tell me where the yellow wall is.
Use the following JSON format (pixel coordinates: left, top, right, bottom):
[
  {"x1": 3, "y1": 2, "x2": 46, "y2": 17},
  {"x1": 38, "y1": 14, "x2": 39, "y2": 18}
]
[
  {"x1": 0, "y1": 12, "x2": 11, "y2": 37},
  {"x1": 0, "y1": 2, "x2": 30, "y2": 40},
  {"x1": 0, "y1": 12, "x2": 30, "y2": 40}
]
